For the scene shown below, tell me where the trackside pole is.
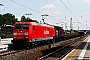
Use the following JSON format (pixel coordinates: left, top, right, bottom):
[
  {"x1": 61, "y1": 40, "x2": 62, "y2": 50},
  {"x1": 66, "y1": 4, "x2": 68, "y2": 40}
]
[{"x1": 0, "y1": 28, "x2": 1, "y2": 44}]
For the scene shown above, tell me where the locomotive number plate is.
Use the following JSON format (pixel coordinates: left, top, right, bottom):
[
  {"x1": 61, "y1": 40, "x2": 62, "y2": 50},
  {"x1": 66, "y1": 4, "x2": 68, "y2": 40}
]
[{"x1": 18, "y1": 33, "x2": 23, "y2": 35}]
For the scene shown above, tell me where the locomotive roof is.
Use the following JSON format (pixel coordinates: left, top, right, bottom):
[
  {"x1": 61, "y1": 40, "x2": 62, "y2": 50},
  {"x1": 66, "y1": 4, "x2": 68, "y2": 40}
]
[
  {"x1": 30, "y1": 22, "x2": 54, "y2": 28},
  {"x1": 15, "y1": 22, "x2": 54, "y2": 28}
]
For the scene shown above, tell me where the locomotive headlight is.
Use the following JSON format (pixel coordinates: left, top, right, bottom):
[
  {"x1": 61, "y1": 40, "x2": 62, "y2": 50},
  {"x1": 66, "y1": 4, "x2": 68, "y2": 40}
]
[
  {"x1": 14, "y1": 37, "x2": 17, "y2": 38},
  {"x1": 24, "y1": 32, "x2": 28, "y2": 35},
  {"x1": 13, "y1": 32, "x2": 17, "y2": 35},
  {"x1": 25, "y1": 37, "x2": 28, "y2": 39}
]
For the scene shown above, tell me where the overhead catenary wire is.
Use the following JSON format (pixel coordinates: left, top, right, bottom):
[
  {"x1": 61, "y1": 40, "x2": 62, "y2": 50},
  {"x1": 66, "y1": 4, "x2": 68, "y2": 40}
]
[
  {"x1": 29, "y1": 0, "x2": 90, "y2": 18},
  {"x1": 27, "y1": 0, "x2": 40, "y2": 7},
  {"x1": 67, "y1": 0, "x2": 77, "y2": 13},
  {"x1": 67, "y1": 0, "x2": 90, "y2": 16},
  {"x1": 27, "y1": 0, "x2": 62, "y2": 22},
  {"x1": 27, "y1": 0, "x2": 90, "y2": 30},
  {"x1": 9, "y1": 0, "x2": 62, "y2": 23},
  {"x1": 9, "y1": 0, "x2": 42, "y2": 14},
  {"x1": 75, "y1": 8, "x2": 90, "y2": 14},
  {"x1": 60, "y1": 0, "x2": 79, "y2": 21}
]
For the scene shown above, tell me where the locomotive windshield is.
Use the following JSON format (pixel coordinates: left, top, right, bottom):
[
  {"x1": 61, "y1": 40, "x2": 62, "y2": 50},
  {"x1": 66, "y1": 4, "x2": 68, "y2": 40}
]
[{"x1": 14, "y1": 24, "x2": 29, "y2": 30}]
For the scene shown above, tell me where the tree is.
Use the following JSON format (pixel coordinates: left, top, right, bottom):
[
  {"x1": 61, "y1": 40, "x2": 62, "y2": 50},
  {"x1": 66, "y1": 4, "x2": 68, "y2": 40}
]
[
  {"x1": 21, "y1": 15, "x2": 27, "y2": 22},
  {"x1": 21, "y1": 15, "x2": 39, "y2": 23},
  {"x1": 0, "y1": 13, "x2": 18, "y2": 38},
  {"x1": 0, "y1": 14, "x2": 3, "y2": 23},
  {"x1": 2, "y1": 13, "x2": 17, "y2": 25}
]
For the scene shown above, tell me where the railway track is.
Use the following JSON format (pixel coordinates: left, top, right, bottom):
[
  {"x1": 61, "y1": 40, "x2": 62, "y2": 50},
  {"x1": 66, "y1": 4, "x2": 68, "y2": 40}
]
[
  {"x1": 38, "y1": 35, "x2": 88, "y2": 60},
  {"x1": 0, "y1": 35, "x2": 87, "y2": 60},
  {"x1": 0, "y1": 49, "x2": 25, "y2": 59}
]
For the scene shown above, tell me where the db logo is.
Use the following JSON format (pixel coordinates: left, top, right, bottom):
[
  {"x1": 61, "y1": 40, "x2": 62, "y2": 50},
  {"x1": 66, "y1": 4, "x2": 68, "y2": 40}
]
[{"x1": 44, "y1": 30, "x2": 49, "y2": 34}]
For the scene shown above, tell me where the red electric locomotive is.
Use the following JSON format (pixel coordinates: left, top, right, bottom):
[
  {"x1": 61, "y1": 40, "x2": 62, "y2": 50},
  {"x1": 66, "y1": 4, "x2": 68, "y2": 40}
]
[{"x1": 12, "y1": 22, "x2": 55, "y2": 47}]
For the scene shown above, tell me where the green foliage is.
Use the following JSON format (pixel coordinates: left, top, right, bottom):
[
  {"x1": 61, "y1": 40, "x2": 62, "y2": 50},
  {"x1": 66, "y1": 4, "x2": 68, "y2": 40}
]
[
  {"x1": 0, "y1": 27, "x2": 13, "y2": 38},
  {"x1": 21, "y1": 15, "x2": 39, "y2": 23},
  {"x1": 21, "y1": 15, "x2": 27, "y2": 22},
  {"x1": 0, "y1": 13, "x2": 17, "y2": 38},
  {"x1": 0, "y1": 13, "x2": 17, "y2": 25}
]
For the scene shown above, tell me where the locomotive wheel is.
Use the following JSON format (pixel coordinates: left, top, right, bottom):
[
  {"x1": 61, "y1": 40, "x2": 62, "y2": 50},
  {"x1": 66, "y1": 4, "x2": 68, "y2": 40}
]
[{"x1": 37, "y1": 41, "x2": 41, "y2": 46}]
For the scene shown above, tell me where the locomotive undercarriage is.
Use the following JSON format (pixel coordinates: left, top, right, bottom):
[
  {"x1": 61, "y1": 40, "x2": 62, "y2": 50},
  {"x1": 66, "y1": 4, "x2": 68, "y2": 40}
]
[
  {"x1": 11, "y1": 35, "x2": 81, "y2": 49},
  {"x1": 12, "y1": 38, "x2": 55, "y2": 49},
  {"x1": 28, "y1": 39, "x2": 54, "y2": 48},
  {"x1": 12, "y1": 39, "x2": 29, "y2": 49}
]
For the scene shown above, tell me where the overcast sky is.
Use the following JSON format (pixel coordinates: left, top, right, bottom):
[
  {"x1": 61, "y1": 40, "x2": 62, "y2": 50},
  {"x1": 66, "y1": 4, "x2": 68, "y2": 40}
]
[{"x1": 1, "y1": 0, "x2": 90, "y2": 30}]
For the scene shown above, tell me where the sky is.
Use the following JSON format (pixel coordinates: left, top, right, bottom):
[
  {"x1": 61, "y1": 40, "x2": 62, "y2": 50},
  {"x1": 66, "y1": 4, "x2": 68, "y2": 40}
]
[{"x1": 0, "y1": 0, "x2": 90, "y2": 30}]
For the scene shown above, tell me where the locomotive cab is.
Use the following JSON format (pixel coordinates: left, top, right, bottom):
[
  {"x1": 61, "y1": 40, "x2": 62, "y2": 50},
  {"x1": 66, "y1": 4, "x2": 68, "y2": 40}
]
[{"x1": 12, "y1": 22, "x2": 31, "y2": 47}]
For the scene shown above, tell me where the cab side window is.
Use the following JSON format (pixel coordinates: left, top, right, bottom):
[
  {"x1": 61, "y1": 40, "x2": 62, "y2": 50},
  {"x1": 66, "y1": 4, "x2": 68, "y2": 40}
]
[{"x1": 33, "y1": 26, "x2": 35, "y2": 30}]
